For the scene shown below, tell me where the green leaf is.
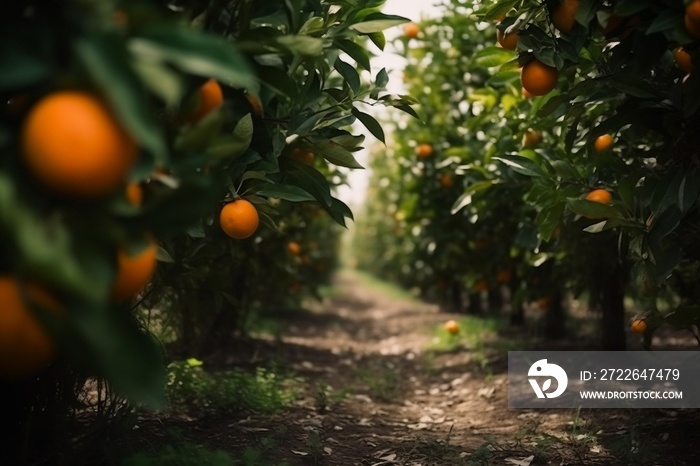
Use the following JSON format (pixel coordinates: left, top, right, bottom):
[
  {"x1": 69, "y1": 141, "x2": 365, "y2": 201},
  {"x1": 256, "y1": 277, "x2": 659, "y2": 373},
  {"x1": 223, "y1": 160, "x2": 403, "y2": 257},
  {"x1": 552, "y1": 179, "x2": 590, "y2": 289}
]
[
  {"x1": 75, "y1": 34, "x2": 168, "y2": 163},
  {"x1": 130, "y1": 25, "x2": 256, "y2": 92},
  {"x1": 286, "y1": 166, "x2": 333, "y2": 206},
  {"x1": 205, "y1": 114, "x2": 254, "y2": 161},
  {"x1": 275, "y1": 35, "x2": 324, "y2": 56},
  {"x1": 350, "y1": 13, "x2": 410, "y2": 33},
  {"x1": 0, "y1": 43, "x2": 50, "y2": 90},
  {"x1": 375, "y1": 68, "x2": 389, "y2": 88},
  {"x1": 646, "y1": 9, "x2": 683, "y2": 35},
  {"x1": 450, "y1": 181, "x2": 495, "y2": 214},
  {"x1": 493, "y1": 155, "x2": 546, "y2": 178},
  {"x1": 566, "y1": 199, "x2": 620, "y2": 220},
  {"x1": 614, "y1": 0, "x2": 653, "y2": 16},
  {"x1": 68, "y1": 300, "x2": 166, "y2": 407},
  {"x1": 651, "y1": 169, "x2": 684, "y2": 216},
  {"x1": 367, "y1": 32, "x2": 386, "y2": 51},
  {"x1": 665, "y1": 305, "x2": 700, "y2": 327},
  {"x1": 550, "y1": 160, "x2": 581, "y2": 181},
  {"x1": 334, "y1": 58, "x2": 361, "y2": 94},
  {"x1": 473, "y1": 47, "x2": 516, "y2": 68},
  {"x1": 536, "y1": 202, "x2": 565, "y2": 241},
  {"x1": 255, "y1": 184, "x2": 316, "y2": 202},
  {"x1": 679, "y1": 169, "x2": 700, "y2": 213},
  {"x1": 352, "y1": 108, "x2": 385, "y2": 143},
  {"x1": 476, "y1": 0, "x2": 520, "y2": 21},
  {"x1": 323, "y1": 197, "x2": 354, "y2": 227},
  {"x1": 336, "y1": 38, "x2": 371, "y2": 70},
  {"x1": 0, "y1": 175, "x2": 111, "y2": 300},
  {"x1": 314, "y1": 138, "x2": 364, "y2": 169}
]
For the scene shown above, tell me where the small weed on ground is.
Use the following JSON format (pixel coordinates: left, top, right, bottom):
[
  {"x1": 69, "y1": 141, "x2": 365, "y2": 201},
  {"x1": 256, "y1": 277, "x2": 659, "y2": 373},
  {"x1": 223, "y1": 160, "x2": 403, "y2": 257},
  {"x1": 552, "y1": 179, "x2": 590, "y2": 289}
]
[{"x1": 166, "y1": 359, "x2": 298, "y2": 415}]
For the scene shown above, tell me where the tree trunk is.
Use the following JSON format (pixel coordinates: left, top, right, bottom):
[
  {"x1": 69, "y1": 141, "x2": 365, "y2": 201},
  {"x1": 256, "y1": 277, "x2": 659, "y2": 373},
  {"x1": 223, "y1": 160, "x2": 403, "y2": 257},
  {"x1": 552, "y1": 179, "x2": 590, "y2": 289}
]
[
  {"x1": 545, "y1": 290, "x2": 566, "y2": 340},
  {"x1": 601, "y1": 264, "x2": 627, "y2": 351},
  {"x1": 450, "y1": 281, "x2": 464, "y2": 313}
]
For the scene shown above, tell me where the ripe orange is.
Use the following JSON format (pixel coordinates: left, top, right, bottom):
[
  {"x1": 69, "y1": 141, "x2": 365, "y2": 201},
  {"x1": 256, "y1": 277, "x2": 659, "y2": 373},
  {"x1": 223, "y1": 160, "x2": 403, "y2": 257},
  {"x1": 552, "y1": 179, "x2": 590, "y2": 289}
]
[
  {"x1": 585, "y1": 189, "x2": 612, "y2": 204},
  {"x1": 21, "y1": 91, "x2": 138, "y2": 198},
  {"x1": 0, "y1": 277, "x2": 61, "y2": 379},
  {"x1": 600, "y1": 11, "x2": 623, "y2": 37},
  {"x1": 521, "y1": 59, "x2": 558, "y2": 96},
  {"x1": 287, "y1": 241, "x2": 301, "y2": 256},
  {"x1": 474, "y1": 279, "x2": 489, "y2": 293},
  {"x1": 292, "y1": 148, "x2": 314, "y2": 165},
  {"x1": 125, "y1": 182, "x2": 143, "y2": 206},
  {"x1": 416, "y1": 143, "x2": 433, "y2": 158},
  {"x1": 185, "y1": 79, "x2": 223, "y2": 124},
  {"x1": 522, "y1": 129, "x2": 542, "y2": 148},
  {"x1": 496, "y1": 269, "x2": 512, "y2": 284},
  {"x1": 631, "y1": 318, "x2": 647, "y2": 335},
  {"x1": 444, "y1": 320, "x2": 460, "y2": 335},
  {"x1": 404, "y1": 23, "x2": 420, "y2": 39},
  {"x1": 475, "y1": 238, "x2": 489, "y2": 250},
  {"x1": 593, "y1": 134, "x2": 614, "y2": 153},
  {"x1": 220, "y1": 199, "x2": 259, "y2": 239},
  {"x1": 687, "y1": 0, "x2": 700, "y2": 25},
  {"x1": 496, "y1": 27, "x2": 519, "y2": 50},
  {"x1": 551, "y1": 0, "x2": 580, "y2": 34},
  {"x1": 685, "y1": 14, "x2": 700, "y2": 39},
  {"x1": 112, "y1": 238, "x2": 158, "y2": 302},
  {"x1": 674, "y1": 47, "x2": 693, "y2": 73},
  {"x1": 439, "y1": 173, "x2": 453, "y2": 188},
  {"x1": 245, "y1": 93, "x2": 263, "y2": 117}
]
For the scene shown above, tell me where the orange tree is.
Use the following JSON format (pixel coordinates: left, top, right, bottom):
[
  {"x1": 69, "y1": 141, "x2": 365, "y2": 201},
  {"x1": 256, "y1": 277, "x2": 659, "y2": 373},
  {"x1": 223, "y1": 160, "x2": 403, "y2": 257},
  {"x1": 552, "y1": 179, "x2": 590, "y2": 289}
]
[
  {"x1": 0, "y1": 0, "x2": 409, "y2": 461},
  {"x1": 471, "y1": 0, "x2": 700, "y2": 347},
  {"x1": 355, "y1": 0, "x2": 699, "y2": 350}
]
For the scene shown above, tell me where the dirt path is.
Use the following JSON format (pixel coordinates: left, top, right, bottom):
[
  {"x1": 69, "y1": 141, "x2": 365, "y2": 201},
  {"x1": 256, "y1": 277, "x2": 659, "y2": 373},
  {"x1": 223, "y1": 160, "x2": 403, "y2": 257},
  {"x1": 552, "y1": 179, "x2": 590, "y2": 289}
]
[{"x1": 134, "y1": 270, "x2": 699, "y2": 466}]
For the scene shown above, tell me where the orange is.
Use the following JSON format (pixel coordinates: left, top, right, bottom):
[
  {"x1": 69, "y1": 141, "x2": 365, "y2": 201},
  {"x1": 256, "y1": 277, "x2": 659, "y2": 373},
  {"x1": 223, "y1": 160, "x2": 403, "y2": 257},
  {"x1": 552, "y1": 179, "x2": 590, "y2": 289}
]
[
  {"x1": 536, "y1": 297, "x2": 551, "y2": 310},
  {"x1": 114, "y1": 9, "x2": 128, "y2": 27},
  {"x1": 631, "y1": 319, "x2": 647, "y2": 335},
  {"x1": 593, "y1": 134, "x2": 614, "y2": 153},
  {"x1": 444, "y1": 320, "x2": 460, "y2": 335},
  {"x1": 112, "y1": 238, "x2": 158, "y2": 302},
  {"x1": 521, "y1": 59, "x2": 558, "y2": 96},
  {"x1": 475, "y1": 238, "x2": 489, "y2": 250},
  {"x1": 404, "y1": 23, "x2": 420, "y2": 39},
  {"x1": 21, "y1": 92, "x2": 138, "y2": 198},
  {"x1": 439, "y1": 173, "x2": 453, "y2": 188},
  {"x1": 496, "y1": 26, "x2": 519, "y2": 50},
  {"x1": 287, "y1": 241, "x2": 301, "y2": 256},
  {"x1": 245, "y1": 93, "x2": 263, "y2": 117},
  {"x1": 685, "y1": 14, "x2": 700, "y2": 39},
  {"x1": 496, "y1": 269, "x2": 512, "y2": 284},
  {"x1": 600, "y1": 11, "x2": 623, "y2": 37},
  {"x1": 292, "y1": 148, "x2": 314, "y2": 165},
  {"x1": 474, "y1": 279, "x2": 489, "y2": 292},
  {"x1": 522, "y1": 129, "x2": 542, "y2": 148},
  {"x1": 687, "y1": 0, "x2": 700, "y2": 25},
  {"x1": 551, "y1": 0, "x2": 580, "y2": 34},
  {"x1": 125, "y1": 182, "x2": 143, "y2": 206},
  {"x1": 185, "y1": 79, "x2": 223, "y2": 124},
  {"x1": 219, "y1": 199, "x2": 259, "y2": 239},
  {"x1": 674, "y1": 47, "x2": 693, "y2": 73},
  {"x1": 416, "y1": 143, "x2": 433, "y2": 158},
  {"x1": 0, "y1": 277, "x2": 62, "y2": 379},
  {"x1": 585, "y1": 189, "x2": 612, "y2": 204}
]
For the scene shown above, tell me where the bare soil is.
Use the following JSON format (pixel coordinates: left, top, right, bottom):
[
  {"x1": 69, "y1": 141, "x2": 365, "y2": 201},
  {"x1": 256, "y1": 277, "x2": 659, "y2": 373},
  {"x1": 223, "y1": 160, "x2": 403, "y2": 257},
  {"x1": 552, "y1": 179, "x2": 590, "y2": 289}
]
[{"x1": 115, "y1": 270, "x2": 700, "y2": 466}]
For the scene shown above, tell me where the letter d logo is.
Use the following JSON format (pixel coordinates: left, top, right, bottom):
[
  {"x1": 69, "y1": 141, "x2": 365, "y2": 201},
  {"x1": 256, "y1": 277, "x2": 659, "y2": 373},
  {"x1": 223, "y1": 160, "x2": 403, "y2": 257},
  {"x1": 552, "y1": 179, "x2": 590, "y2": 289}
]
[{"x1": 528, "y1": 359, "x2": 568, "y2": 399}]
